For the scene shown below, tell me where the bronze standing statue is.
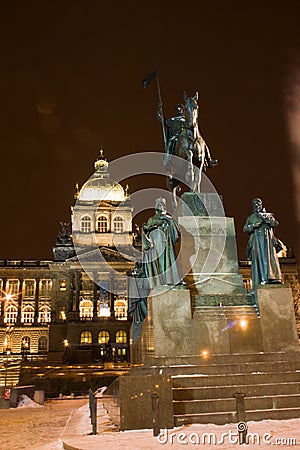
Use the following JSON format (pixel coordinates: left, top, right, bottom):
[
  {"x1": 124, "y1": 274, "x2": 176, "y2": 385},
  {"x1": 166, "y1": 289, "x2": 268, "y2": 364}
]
[
  {"x1": 158, "y1": 92, "x2": 217, "y2": 206},
  {"x1": 142, "y1": 197, "x2": 181, "y2": 288},
  {"x1": 243, "y1": 198, "x2": 283, "y2": 287}
]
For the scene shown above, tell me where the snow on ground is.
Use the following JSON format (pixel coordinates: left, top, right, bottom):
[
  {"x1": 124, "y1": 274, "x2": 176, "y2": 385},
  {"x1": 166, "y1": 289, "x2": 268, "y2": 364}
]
[
  {"x1": 17, "y1": 394, "x2": 43, "y2": 408},
  {"x1": 0, "y1": 398, "x2": 299, "y2": 449},
  {"x1": 63, "y1": 401, "x2": 300, "y2": 450},
  {"x1": 0, "y1": 399, "x2": 86, "y2": 450}
]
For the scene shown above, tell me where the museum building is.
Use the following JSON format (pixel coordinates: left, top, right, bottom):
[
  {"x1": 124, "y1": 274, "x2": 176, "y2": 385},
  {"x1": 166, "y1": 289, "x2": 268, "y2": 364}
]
[
  {"x1": 0, "y1": 151, "x2": 135, "y2": 364},
  {"x1": 0, "y1": 151, "x2": 299, "y2": 364}
]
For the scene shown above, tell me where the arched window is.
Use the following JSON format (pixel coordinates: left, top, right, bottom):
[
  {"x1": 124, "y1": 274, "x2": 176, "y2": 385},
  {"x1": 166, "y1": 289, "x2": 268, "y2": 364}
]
[
  {"x1": 79, "y1": 299, "x2": 93, "y2": 318},
  {"x1": 80, "y1": 330, "x2": 92, "y2": 344},
  {"x1": 38, "y1": 336, "x2": 48, "y2": 352},
  {"x1": 98, "y1": 330, "x2": 110, "y2": 344},
  {"x1": 97, "y1": 215, "x2": 108, "y2": 232},
  {"x1": 113, "y1": 216, "x2": 124, "y2": 233},
  {"x1": 115, "y1": 330, "x2": 127, "y2": 343},
  {"x1": 21, "y1": 305, "x2": 35, "y2": 323},
  {"x1": 80, "y1": 215, "x2": 92, "y2": 233},
  {"x1": 114, "y1": 298, "x2": 127, "y2": 320},
  {"x1": 21, "y1": 336, "x2": 31, "y2": 352},
  {"x1": 4, "y1": 305, "x2": 18, "y2": 324},
  {"x1": 38, "y1": 305, "x2": 51, "y2": 323}
]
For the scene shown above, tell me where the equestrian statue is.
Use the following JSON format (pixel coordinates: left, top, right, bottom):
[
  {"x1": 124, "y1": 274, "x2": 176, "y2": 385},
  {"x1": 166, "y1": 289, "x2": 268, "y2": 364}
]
[{"x1": 158, "y1": 92, "x2": 218, "y2": 206}]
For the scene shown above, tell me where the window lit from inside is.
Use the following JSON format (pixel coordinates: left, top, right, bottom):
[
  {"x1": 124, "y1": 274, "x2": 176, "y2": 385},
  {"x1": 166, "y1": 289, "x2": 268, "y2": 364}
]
[
  {"x1": 97, "y1": 215, "x2": 108, "y2": 232},
  {"x1": 81, "y1": 216, "x2": 92, "y2": 233},
  {"x1": 80, "y1": 330, "x2": 92, "y2": 344},
  {"x1": 21, "y1": 305, "x2": 35, "y2": 323},
  {"x1": 113, "y1": 216, "x2": 124, "y2": 233},
  {"x1": 115, "y1": 330, "x2": 127, "y2": 343},
  {"x1": 98, "y1": 330, "x2": 110, "y2": 343}
]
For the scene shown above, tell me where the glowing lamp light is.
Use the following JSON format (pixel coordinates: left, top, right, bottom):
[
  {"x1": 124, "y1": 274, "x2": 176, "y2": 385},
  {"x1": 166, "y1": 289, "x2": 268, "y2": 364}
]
[
  {"x1": 240, "y1": 319, "x2": 248, "y2": 330},
  {"x1": 201, "y1": 350, "x2": 209, "y2": 359},
  {"x1": 64, "y1": 339, "x2": 69, "y2": 347},
  {"x1": 99, "y1": 304, "x2": 110, "y2": 317}
]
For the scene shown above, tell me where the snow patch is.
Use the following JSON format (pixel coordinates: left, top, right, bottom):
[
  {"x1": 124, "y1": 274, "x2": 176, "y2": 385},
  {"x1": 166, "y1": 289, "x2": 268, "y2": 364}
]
[{"x1": 17, "y1": 395, "x2": 43, "y2": 408}]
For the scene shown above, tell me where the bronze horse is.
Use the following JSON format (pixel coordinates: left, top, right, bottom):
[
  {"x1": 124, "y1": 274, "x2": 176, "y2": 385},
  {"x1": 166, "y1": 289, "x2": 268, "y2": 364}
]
[{"x1": 166, "y1": 92, "x2": 210, "y2": 206}]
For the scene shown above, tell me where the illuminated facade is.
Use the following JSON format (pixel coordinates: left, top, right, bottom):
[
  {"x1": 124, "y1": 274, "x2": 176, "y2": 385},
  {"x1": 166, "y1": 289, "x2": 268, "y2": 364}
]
[{"x1": 0, "y1": 151, "x2": 135, "y2": 364}]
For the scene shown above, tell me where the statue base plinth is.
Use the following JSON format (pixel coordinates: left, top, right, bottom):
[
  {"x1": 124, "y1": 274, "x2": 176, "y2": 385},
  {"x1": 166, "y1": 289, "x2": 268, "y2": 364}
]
[
  {"x1": 148, "y1": 287, "x2": 193, "y2": 357},
  {"x1": 256, "y1": 285, "x2": 300, "y2": 353}
]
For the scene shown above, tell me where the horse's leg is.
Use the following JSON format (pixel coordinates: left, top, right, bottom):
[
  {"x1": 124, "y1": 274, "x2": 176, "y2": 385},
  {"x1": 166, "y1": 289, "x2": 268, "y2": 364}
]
[
  {"x1": 192, "y1": 142, "x2": 204, "y2": 193},
  {"x1": 185, "y1": 149, "x2": 194, "y2": 184},
  {"x1": 193, "y1": 158, "x2": 204, "y2": 193},
  {"x1": 169, "y1": 176, "x2": 181, "y2": 208}
]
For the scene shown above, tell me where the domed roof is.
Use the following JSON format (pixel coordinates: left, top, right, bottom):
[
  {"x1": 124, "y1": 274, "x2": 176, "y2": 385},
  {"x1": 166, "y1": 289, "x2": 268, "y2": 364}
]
[{"x1": 78, "y1": 149, "x2": 125, "y2": 202}]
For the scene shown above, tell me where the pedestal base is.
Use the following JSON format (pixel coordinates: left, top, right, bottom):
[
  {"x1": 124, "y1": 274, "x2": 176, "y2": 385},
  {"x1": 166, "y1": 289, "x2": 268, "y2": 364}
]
[
  {"x1": 148, "y1": 287, "x2": 193, "y2": 357},
  {"x1": 257, "y1": 285, "x2": 300, "y2": 353}
]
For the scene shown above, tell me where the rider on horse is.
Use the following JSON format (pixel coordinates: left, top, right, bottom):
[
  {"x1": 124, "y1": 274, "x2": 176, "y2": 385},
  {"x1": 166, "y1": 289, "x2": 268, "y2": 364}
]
[
  {"x1": 158, "y1": 100, "x2": 218, "y2": 172},
  {"x1": 158, "y1": 103, "x2": 185, "y2": 170}
]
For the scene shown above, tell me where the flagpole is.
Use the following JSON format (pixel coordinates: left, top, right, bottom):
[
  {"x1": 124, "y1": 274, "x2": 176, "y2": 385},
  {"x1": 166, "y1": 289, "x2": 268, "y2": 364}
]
[{"x1": 154, "y1": 61, "x2": 167, "y2": 148}]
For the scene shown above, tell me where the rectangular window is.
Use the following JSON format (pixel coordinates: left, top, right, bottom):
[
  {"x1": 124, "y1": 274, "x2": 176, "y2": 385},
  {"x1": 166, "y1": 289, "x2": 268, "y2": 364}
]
[
  {"x1": 59, "y1": 307, "x2": 67, "y2": 320},
  {"x1": 59, "y1": 280, "x2": 67, "y2": 291},
  {"x1": 243, "y1": 278, "x2": 252, "y2": 291},
  {"x1": 6, "y1": 279, "x2": 19, "y2": 296},
  {"x1": 4, "y1": 307, "x2": 18, "y2": 324},
  {"x1": 23, "y1": 279, "x2": 36, "y2": 298},
  {"x1": 40, "y1": 279, "x2": 52, "y2": 298},
  {"x1": 21, "y1": 307, "x2": 35, "y2": 323}
]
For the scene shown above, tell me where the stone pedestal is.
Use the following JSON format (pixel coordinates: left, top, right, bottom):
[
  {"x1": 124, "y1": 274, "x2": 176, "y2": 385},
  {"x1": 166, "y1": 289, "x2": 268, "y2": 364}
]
[
  {"x1": 119, "y1": 375, "x2": 174, "y2": 430},
  {"x1": 147, "y1": 287, "x2": 193, "y2": 357},
  {"x1": 131, "y1": 194, "x2": 299, "y2": 363},
  {"x1": 177, "y1": 193, "x2": 246, "y2": 299},
  {"x1": 192, "y1": 306, "x2": 230, "y2": 354},
  {"x1": 257, "y1": 285, "x2": 300, "y2": 353}
]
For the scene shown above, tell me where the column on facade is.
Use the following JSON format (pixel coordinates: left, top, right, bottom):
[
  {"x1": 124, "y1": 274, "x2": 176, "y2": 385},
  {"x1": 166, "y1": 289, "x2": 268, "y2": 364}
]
[
  {"x1": 110, "y1": 274, "x2": 115, "y2": 320},
  {"x1": 72, "y1": 270, "x2": 81, "y2": 313},
  {"x1": 16, "y1": 277, "x2": 22, "y2": 325},
  {"x1": 93, "y1": 271, "x2": 98, "y2": 318},
  {"x1": 34, "y1": 277, "x2": 40, "y2": 323},
  {"x1": 0, "y1": 278, "x2": 6, "y2": 325}
]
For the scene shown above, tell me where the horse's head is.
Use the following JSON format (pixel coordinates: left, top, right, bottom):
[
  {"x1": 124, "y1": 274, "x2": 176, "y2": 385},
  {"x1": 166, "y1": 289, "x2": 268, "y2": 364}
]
[{"x1": 183, "y1": 92, "x2": 199, "y2": 128}]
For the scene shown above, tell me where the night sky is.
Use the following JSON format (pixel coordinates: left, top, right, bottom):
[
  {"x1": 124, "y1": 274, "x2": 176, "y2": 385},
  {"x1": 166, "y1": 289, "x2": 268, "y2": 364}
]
[{"x1": 1, "y1": 1, "x2": 300, "y2": 260}]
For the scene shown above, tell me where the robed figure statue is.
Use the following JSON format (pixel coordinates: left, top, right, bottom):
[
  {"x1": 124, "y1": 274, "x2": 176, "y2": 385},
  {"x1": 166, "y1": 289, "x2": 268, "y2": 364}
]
[
  {"x1": 243, "y1": 198, "x2": 282, "y2": 287},
  {"x1": 142, "y1": 197, "x2": 181, "y2": 288}
]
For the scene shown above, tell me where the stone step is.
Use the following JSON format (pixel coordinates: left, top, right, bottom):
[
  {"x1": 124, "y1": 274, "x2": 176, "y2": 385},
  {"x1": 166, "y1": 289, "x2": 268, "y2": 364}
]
[
  {"x1": 172, "y1": 370, "x2": 300, "y2": 388},
  {"x1": 145, "y1": 351, "x2": 300, "y2": 368},
  {"x1": 158, "y1": 360, "x2": 300, "y2": 376},
  {"x1": 173, "y1": 394, "x2": 300, "y2": 415},
  {"x1": 173, "y1": 381, "x2": 300, "y2": 400},
  {"x1": 174, "y1": 407, "x2": 300, "y2": 426}
]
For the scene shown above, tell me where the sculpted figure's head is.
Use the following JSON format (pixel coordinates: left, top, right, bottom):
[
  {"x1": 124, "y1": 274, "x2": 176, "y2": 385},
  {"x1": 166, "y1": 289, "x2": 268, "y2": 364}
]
[
  {"x1": 155, "y1": 197, "x2": 167, "y2": 214},
  {"x1": 175, "y1": 103, "x2": 184, "y2": 116},
  {"x1": 252, "y1": 197, "x2": 263, "y2": 213}
]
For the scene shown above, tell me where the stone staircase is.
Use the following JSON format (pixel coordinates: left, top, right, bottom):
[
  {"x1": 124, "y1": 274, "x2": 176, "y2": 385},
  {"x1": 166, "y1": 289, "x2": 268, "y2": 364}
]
[
  {"x1": 136, "y1": 351, "x2": 300, "y2": 426},
  {"x1": 0, "y1": 356, "x2": 22, "y2": 386},
  {"x1": 170, "y1": 352, "x2": 300, "y2": 425}
]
